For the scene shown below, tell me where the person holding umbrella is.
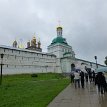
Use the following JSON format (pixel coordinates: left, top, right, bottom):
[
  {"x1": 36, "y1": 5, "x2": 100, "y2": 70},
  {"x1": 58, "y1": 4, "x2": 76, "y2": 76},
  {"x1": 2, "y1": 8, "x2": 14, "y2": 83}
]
[{"x1": 95, "y1": 72, "x2": 106, "y2": 94}]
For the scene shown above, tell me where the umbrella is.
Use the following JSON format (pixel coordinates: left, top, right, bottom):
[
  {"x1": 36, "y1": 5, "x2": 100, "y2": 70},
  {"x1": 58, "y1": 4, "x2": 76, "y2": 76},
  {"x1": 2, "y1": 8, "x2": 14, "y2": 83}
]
[
  {"x1": 95, "y1": 67, "x2": 107, "y2": 72},
  {"x1": 75, "y1": 69, "x2": 81, "y2": 72}
]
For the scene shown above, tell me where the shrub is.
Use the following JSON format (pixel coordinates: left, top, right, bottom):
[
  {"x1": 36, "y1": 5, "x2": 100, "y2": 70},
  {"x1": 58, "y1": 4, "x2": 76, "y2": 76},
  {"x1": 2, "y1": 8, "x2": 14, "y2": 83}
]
[{"x1": 31, "y1": 74, "x2": 38, "y2": 77}]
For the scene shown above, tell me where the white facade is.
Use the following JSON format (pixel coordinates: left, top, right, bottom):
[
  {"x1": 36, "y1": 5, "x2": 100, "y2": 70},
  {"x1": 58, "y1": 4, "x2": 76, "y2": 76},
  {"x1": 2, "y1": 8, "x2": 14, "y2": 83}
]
[{"x1": 48, "y1": 43, "x2": 75, "y2": 58}]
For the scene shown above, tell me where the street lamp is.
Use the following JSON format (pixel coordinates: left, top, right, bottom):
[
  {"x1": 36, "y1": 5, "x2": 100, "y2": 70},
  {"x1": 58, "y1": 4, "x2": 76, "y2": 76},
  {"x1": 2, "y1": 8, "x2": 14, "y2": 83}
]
[
  {"x1": 0, "y1": 53, "x2": 4, "y2": 85},
  {"x1": 94, "y1": 56, "x2": 98, "y2": 68}
]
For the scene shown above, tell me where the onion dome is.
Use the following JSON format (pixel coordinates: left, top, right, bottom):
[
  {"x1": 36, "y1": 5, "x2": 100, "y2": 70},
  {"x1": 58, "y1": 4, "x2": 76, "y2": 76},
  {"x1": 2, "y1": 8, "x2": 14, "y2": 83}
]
[
  {"x1": 31, "y1": 36, "x2": 36, "y2": 47},
  {"x1": 27, "y1": 41, "x2": 30, "y2": 48},
  {"x1": 51, "y1": 36, "x2": 68, "y2": 45},
  {"x1": 13, "y1": 40, "x2": 17, "y2": 48}
]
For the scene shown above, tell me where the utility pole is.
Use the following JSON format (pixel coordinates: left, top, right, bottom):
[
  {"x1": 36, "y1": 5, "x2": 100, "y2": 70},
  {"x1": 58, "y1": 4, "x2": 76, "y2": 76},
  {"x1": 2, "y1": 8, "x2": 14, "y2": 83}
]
[{"x1": 0, "y1": 53, "x2": 4, "y2": 85}]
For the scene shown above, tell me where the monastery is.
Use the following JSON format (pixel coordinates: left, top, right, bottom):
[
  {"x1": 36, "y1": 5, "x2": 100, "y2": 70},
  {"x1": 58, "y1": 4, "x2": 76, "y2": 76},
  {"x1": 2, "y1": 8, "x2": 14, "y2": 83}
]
[{"x1": 0, "y1": 26, "x2": 104, "y2": 75}]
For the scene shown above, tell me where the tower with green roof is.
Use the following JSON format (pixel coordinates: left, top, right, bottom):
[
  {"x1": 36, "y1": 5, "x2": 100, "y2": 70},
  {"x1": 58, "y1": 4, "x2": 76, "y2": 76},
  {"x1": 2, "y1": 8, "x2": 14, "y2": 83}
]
[{"x1": 48, "y1": 26, "x2": 75, "y2": 58}]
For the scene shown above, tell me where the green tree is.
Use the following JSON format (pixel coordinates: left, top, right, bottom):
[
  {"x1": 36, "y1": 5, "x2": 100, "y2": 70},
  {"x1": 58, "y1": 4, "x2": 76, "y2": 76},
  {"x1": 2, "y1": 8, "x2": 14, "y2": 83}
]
[{"x1": 104, "y1": 56, "x2": 107, "y2": 65}]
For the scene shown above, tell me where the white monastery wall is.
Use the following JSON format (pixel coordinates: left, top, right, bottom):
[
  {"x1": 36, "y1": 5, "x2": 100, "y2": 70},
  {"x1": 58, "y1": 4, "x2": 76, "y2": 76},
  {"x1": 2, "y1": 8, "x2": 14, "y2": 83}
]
[
  {"x1": 0, "y1": 46, "x2": 105, "y2": 75},
  {"x1": 0, "y1": 46, "x2": 58, "y2": 75}
]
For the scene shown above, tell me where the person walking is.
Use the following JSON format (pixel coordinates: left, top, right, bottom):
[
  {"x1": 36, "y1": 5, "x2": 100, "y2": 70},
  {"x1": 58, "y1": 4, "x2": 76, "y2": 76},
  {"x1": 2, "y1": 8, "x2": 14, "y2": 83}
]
[
  {"x1": 70, "y1": 72, "x2": 74, "y2": 83},
  {"x1": 80, "y1": 71, "x2": 85, "y2": 88},
  {"x1": 92, "y1": 70, "x2": 95, "y2": 82},
  {"x1": 74, "y1": 70, "x2": 80, "y2": 88},
  {"x1": 95, "y1": 72, "x2": 106, "y2": 94},
  {"x1": 86, "y1": 68, "x2": 92, "y2": 83},
  {"x1": 85, "y1": 72, "x2": 88, "y2": 82}
]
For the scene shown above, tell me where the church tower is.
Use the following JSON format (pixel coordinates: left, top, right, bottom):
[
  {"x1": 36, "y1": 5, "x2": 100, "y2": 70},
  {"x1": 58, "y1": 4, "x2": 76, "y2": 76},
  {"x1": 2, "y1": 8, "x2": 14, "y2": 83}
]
[{"x1": 48, "y1": 26, "x2": 75, "y2": 58}]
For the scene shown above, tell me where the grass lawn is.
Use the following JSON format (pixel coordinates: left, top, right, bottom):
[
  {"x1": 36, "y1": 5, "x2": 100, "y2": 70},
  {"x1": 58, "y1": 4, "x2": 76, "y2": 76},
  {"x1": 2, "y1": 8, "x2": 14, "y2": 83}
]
[{"x1": 0, "y1": 73, "x2": 70, "y2": 107}]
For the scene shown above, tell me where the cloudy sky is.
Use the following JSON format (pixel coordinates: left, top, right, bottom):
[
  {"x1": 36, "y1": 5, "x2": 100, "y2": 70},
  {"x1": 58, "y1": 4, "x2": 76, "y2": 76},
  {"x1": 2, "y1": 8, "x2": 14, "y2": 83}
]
[{"x1": 0, "y1": 0, "x2": 107, "y2": 65}]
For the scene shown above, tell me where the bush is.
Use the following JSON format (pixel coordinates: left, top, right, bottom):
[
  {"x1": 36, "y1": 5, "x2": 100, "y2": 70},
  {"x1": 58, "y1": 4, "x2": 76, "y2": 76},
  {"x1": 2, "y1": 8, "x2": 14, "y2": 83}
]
[{"x1": 31, "y1": 74, "x2": 38, "y2": 77}]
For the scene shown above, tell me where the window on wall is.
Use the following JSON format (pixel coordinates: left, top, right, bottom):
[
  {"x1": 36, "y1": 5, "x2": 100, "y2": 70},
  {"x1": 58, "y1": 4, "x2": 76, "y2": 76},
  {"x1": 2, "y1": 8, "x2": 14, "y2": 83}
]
[
  {"x1": 19, "y1": 51, "x2": 20, "y2": 54},
  {"x1": 7, "y1": 65, "x2": 8, "y2": 68},
  {"x1": 12, "y1": 50, "x2": 13, "y2": 53},
  {"x1": 4, "y1": 49, "x2": 5, "y2": 52}
]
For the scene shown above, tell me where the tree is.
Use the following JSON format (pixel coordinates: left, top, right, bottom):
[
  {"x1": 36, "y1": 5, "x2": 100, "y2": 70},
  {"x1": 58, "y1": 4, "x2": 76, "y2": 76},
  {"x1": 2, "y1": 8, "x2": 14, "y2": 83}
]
[{"x1": 104, "y1": 56, "x2": 107, "y2": 66}]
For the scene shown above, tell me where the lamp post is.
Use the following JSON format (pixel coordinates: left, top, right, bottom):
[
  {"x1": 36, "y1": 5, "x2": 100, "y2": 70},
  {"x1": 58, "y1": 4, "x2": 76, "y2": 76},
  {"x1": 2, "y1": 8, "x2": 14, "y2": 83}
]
[
  {"x1": 94, "y1": 56, "x2": 98, "y2": 69},
  {"x1": 0, "y1": 53, "x2": 4, "y2": 85}
]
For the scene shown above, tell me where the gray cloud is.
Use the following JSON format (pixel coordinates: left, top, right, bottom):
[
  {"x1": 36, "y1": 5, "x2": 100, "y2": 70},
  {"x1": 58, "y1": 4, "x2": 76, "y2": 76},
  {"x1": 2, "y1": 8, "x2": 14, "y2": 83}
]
[{"x1": 0, "y1": 0, "x2": 107, "y2": 65}]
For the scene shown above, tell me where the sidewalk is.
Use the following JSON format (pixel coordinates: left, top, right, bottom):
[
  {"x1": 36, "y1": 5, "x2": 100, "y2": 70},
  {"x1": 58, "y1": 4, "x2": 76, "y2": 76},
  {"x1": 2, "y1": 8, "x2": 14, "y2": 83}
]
[{"x1": 48, "y1": 82, "x2": 107, "y2": 107}]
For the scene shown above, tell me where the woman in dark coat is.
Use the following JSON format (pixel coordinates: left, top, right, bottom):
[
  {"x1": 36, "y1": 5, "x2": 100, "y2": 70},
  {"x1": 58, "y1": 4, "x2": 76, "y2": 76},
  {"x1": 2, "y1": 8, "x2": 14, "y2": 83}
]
[{"x1": 95, "y1": 72, "x2": 106, "y2": 94}]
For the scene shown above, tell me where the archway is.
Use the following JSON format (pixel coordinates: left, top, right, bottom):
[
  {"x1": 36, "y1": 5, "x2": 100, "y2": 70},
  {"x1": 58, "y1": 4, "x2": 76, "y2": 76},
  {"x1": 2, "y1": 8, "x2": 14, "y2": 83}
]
[{"x1": 71, "y1": 63, "x2": 75, "y2": 71}]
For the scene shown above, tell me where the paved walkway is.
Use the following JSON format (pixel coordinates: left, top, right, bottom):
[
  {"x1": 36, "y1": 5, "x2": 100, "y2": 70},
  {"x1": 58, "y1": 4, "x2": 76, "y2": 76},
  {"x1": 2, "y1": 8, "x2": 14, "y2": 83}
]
[{"x1": 48, "y1": 82, "x2": 107, "y2": 107}]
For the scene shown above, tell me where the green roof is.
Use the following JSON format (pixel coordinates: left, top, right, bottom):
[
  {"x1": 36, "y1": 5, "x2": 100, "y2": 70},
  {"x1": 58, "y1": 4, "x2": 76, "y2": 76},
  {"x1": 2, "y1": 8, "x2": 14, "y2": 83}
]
[{"x1": 51, "y1": 37, "x2": 68, "y2": 45}]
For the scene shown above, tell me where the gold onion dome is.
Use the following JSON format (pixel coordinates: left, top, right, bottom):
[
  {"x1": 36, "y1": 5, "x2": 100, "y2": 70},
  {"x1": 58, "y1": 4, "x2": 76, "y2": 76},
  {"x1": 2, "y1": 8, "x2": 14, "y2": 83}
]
[
  {"x1": 31, "y1": 36, "x2": 36, "y2": 42},
  {"x1": 57, "y1": 26, "x2": 63, "y2": 30},
  {"x1": 13, "y1": 40, "x2": 17, "y2": 48},
  {"x1": 33, "y1": 36, "x2": 36, "y2": 40},
  {"x1": 31, "y1": 36, "x2": 36, "y2": 47},
  {"x1": 13, "y1": 40, "x2": 17, "y2": 44}
]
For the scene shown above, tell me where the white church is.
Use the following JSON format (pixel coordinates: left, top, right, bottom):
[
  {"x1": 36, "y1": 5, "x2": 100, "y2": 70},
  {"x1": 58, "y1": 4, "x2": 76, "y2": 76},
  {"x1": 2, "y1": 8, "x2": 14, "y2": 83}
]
[{"x1": 0, "y1": 26, "x2": 105, "y2": 75}]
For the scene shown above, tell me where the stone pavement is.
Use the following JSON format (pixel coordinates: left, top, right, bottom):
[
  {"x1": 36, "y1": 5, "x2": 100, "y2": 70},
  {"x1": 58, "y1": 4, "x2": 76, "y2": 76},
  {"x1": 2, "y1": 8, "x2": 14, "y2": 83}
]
[{"x1": 48, "y1": 82, "x2": 107, "y2": 107}]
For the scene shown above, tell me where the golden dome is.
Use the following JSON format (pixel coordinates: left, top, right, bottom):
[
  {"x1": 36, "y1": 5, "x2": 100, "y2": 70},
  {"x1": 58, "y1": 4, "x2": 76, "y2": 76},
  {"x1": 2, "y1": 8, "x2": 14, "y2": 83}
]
[
  {"x1": 31, "y1": 36, "x2": 36, "y2": 47},
  {"x1": 57, "y1": 26, "x2": 62, "y2": 29},
  {"x1": 33, "y1": 36, "x2": 36, "y2": 40},
  {"x1": 13, "y1": 40, "x2": 17, "y2": 44},
  {"x1": 13, "y1": 40, "x2": 17, "y2": 48}
]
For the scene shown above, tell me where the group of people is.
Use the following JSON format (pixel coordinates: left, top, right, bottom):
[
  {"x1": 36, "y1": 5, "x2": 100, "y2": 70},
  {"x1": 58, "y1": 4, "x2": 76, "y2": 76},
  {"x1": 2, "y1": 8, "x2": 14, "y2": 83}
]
[{"x1": 70, "y1": 67, "x2": 107, "y2": 94}]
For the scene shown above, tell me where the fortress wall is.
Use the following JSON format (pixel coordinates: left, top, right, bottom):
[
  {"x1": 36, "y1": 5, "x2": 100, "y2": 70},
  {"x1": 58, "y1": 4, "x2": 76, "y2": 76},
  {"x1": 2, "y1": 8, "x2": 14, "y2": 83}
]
[{"x1": 0, "y1": 46, "x2": 57, "y2": 75}]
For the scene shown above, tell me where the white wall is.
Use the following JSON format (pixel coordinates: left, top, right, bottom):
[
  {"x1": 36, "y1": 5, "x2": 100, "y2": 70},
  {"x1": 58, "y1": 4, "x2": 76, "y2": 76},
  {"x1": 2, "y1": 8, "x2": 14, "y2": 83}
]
[{"x1": 0, "y1": 46, "x2": 58, "y2": 75}]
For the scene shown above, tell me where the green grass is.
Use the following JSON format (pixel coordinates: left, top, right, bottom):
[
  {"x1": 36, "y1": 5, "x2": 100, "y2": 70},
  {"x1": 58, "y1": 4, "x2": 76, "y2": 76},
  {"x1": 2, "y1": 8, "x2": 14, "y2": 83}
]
[{"x1": 0, "y1": 73, "x2": 70, "y2": 107}]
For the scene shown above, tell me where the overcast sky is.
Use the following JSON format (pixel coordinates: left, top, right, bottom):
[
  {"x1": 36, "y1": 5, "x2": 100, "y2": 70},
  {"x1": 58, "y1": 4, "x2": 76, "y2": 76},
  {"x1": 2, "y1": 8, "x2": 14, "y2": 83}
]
[{"x1": 0, "y1": 0, "x2": 107, "y2": 65}]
